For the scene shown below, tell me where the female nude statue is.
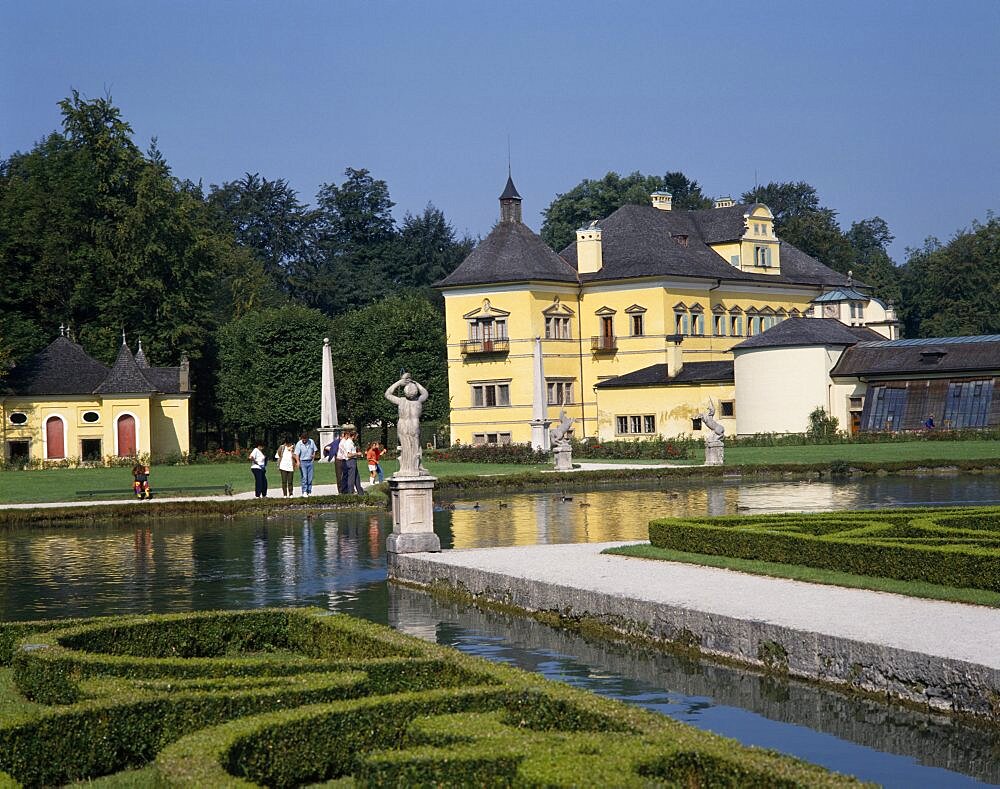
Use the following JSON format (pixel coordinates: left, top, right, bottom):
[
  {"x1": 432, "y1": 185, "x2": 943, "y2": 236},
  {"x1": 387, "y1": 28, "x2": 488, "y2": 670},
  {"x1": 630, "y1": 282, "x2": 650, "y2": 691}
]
[{"x1": 385, "y1": 372, "x2": 429, "y2": 476}]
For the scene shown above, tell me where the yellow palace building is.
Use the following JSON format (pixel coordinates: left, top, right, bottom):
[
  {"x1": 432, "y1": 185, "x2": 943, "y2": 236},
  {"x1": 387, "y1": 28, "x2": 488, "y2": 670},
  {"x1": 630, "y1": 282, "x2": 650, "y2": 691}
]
[
  {"x1": 436, "y1": 178, "x2": 897, "y2": 445},
  {"x1": 1, "y1": 334, "x2": 191, "y2": 464}
]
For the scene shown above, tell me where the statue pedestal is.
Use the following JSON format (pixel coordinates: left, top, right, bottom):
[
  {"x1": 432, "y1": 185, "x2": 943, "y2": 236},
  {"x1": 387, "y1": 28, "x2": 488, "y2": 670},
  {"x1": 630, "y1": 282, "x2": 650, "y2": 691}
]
[
  {"x1": 705, "y1": 445, "x2": 725, "y2": 466},
  {"x1": 318, "y1": 428, "x2": 337, "y2": 461},
  {"x1": 553, "y1": 446, "x2": 573, "y2": 471},
  {"x1": 386, "y1": 474, "x2": 440, "y2": 553},
  {"x1": 530, "y1": 418, "x2": 552, "y2": 451}
]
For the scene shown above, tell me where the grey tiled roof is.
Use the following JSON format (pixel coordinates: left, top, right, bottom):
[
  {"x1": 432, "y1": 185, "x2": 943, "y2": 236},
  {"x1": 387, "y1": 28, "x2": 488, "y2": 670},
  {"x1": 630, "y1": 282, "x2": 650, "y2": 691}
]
[
  {"x1": 2, "y1": 337, "x2": 109, "y2": 395},
  {"x1": 94, "y1": 343, "x2": 158, "y2": 394},
  {"x1": 832, "y1": 336, "x2": 1000, "y2": 377},
  {"x1": 5, "y1": 338, "x2": 188, "y2": 397},
  {"x1": 732, "y1": 318, "x2": 884, "y2": 350},
  {"x1": 594, "y1": 361, "x2": 734, "y2": 388},
  {"x1": 436, "y1": 220, "x2": 578, "y2": 287},
  {"x1": 499, "y1": 175, "x2": 521, "y2": 200},
  {"x1": 558, "y1": 203, "x2": 853, "y2": 288}
]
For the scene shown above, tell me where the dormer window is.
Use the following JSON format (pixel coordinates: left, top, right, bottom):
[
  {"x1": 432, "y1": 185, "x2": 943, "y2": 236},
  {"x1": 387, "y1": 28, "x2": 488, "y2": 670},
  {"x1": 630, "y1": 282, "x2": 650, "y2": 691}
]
[{"x1": 754, "y1": 246, "x2": 772, "y2": 267}]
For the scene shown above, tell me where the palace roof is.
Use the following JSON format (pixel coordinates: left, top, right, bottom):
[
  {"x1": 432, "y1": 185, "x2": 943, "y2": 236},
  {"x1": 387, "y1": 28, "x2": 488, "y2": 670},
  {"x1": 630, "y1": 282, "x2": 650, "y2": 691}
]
[
  {"x1": 594, "y1": 361, "x2": 734, "y2": 389},
  {"x1": 435, "y1": 219, "x2": 578, "y2": 287},
  {"x1": 832, "y1": 335, "x2": 1000, "y2": 378},
  {"x1": 732, "y1": 318, "x2": 884, "y2": 351},
  {"x1": 560, "y1": 204, "x2": 853, "y2": 287},
  {"x1": 3, "y1": 337, "x2": 188, "y2": 397}
]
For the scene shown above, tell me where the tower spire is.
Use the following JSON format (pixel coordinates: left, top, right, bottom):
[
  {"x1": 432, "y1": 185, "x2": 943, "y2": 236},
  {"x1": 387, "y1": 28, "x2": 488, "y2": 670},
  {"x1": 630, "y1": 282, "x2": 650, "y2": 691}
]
[{"x1": 499, "y1": 172, "x2": 522, "y2": 224}]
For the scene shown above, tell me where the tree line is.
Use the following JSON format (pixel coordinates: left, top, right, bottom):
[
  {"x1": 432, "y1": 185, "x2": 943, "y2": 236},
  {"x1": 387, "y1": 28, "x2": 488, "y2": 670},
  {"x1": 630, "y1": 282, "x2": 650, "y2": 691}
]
[
  {"x1": 1, "y1": 94, "x2": 996, "y2": 449},
  {"x1": 0, "y1": 93, "x2": 469, "y2": 448}
]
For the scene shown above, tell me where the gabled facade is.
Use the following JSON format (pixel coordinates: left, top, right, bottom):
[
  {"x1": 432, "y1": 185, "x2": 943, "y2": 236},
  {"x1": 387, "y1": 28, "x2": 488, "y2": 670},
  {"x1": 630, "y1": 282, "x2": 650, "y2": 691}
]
[
  {"x1": 437, "y1": 179, "x2": 896, "y2": 444},
  {"x1": 1, "y1": 336, "x2": 192, "y2": 463}
]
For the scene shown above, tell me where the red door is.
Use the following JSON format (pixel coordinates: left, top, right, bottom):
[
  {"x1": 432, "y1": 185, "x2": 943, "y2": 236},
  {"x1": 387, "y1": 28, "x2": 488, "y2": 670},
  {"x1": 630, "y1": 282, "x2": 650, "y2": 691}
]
[
  {"x1": 117, "y1": 415, "x2": 136, "y2": 457},
  {"x1": 45, "y1": 417, "x2": 65, "y2": 459}
]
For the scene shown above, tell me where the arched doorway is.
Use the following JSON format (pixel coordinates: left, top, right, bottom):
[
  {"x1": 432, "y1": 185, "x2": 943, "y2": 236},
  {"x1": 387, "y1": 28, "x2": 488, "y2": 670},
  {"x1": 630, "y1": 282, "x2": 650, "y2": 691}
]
[
  {"x1": 117, "y1": 414, "x2": 137, "y2": 457},
  {"x1": 45, "y1": 416, "x2": 65, "y2": 459}
]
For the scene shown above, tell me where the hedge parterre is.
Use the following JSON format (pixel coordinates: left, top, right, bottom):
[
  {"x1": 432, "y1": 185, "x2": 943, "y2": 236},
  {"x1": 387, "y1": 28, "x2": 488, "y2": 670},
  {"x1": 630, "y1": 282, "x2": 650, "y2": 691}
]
[
  {"x1": 648, "y1": 506, "x2": 1000, "y2": 592},
  {"x1": 0, "y1": 608, "x2": 866, "y2": 787}
]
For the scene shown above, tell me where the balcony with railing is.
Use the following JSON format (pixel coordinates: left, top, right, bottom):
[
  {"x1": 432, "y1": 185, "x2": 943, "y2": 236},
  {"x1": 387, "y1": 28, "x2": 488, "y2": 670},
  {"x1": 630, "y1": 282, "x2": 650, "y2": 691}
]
[
  {"x1": 591, "y1": 335, "x2": 618, "y2": 353},
  {"x1": 460, "y1": 338, "x2": 510, "y2": 356}
]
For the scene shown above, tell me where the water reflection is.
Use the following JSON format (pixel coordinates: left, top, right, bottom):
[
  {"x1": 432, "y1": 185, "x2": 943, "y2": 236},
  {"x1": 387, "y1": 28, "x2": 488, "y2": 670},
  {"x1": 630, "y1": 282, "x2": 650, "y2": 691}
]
[{"x1": 2, "y1": 474, "x2": 1000, "y2": 786}]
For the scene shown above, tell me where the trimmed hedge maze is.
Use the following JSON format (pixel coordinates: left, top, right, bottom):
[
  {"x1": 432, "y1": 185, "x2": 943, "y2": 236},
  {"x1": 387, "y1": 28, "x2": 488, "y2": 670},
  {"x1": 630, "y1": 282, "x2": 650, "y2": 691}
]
[
  {"x1": 649, "y1": 506, "x2": 1000, "y2": 591},
  {"x1": 0, "y1": 608, "x2": 864, "y2": 787}
]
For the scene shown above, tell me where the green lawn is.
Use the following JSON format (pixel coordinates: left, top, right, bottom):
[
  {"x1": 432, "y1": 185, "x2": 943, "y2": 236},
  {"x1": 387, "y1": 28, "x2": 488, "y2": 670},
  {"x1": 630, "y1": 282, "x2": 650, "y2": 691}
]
[
  {"x1": 606, "y1": 544, "x2": 1000, "y2": 608},
  {"x1": 714, "y1": 440, "x2": 1000, "y2": 465},
  {"x1": 2, "y1": 440, "x2": 1000, "y2": 504},
  {"x1": 0, "y1": 459, "x2": 550, "y2": 504}
]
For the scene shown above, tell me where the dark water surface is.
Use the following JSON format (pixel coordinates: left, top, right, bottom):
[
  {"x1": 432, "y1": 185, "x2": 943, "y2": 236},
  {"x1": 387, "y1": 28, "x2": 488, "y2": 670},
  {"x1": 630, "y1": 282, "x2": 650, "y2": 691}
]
[{"x1": 1, "y1": 474, "x2": 998, "y2": 787}]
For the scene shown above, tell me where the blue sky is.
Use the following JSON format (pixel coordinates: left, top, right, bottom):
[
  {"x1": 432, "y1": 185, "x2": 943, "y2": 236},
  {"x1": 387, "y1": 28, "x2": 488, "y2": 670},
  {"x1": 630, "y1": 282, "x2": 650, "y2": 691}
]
[{"x1": 3, "y1": 0, "x2": 998, "y2": 262}]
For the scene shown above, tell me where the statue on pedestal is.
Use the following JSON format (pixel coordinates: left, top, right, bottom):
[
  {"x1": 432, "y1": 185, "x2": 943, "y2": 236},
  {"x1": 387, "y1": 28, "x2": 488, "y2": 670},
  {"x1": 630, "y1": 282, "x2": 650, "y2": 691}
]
[
  {"x1": 550, "y1": 409, "x2": 575, "y2": 471},
  {"x1": 699, "y1": 399, "x2": 725, "y2": 466},
  {"x1": 385, "y1": 372, "x2": 429, "y2": 477},
  {"x1": 384, "y1": 372, "x2": 439, "y2": 556}
]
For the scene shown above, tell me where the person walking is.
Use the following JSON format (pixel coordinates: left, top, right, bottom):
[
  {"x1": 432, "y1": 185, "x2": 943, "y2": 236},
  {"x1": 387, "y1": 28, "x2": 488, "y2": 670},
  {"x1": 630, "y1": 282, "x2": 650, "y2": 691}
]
[
  {"x1": 294, "y1": 432, "x2": 318, "y2": 497},
  {"x1": 275, "y1": 436, "x2": 299, "y2": 497},
  {"x1": 249, "y1": 441, "x2": 268, "y2": 498},
  {"x1": 324, "y1": 432, "x2": 343, "y2": 494}
]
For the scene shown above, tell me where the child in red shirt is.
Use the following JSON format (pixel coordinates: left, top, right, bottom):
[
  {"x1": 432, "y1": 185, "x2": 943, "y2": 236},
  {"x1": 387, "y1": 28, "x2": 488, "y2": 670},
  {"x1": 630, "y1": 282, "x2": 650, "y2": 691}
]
[{"x1": 366, "y1": 442, "x2": 385, "y2": 485}]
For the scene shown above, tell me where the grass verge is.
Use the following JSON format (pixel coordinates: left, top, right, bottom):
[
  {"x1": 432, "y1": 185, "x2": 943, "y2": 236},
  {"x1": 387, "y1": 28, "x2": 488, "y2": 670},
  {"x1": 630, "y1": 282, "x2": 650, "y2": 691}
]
[{"x1": 604, "y1": 543, "x2": 1000, "y2": 607}]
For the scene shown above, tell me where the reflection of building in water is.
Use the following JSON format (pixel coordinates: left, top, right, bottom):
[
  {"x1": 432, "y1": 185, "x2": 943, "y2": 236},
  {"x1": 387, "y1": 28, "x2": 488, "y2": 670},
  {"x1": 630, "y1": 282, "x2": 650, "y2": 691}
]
[
  {"x1": 278, "y1": 532, "x2": 297, "y2": 601},
  {"x1": 447, "y1": 486, "x2": 743, "y2": 549},
  {"x1": 736, "y1": 481, "x2": 862, "y2": 514}
]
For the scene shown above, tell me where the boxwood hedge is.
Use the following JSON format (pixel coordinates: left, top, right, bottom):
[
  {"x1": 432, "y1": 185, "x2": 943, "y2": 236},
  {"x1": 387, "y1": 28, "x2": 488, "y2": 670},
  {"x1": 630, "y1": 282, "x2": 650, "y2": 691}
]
[
  {"x1": 0, "y1": 608, "x2": 866, "y2": 787},
  {"x1": 648, "y1": 506, "x2": 1000, "y2": 592}
]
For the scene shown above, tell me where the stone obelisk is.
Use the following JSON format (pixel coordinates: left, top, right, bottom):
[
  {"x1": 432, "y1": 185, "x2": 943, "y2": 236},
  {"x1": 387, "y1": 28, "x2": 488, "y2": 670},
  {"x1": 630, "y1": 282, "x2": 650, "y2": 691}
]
[
  {"x1": 318, "y1": 338, "x2": 339, "y2": 460},
  {"x1": 529, "y1": 336, "x2": 551, "y2": 450}
]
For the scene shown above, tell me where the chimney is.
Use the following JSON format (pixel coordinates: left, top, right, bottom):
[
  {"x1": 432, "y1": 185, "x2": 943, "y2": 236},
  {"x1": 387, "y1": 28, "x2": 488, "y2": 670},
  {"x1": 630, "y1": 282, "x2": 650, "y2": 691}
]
[
  {"x1": 575, "y1": 221, "x2": 603, "y2": 274},
  {"x1": 666, "y1": 337, "x2": 684, "y2": 378},
  {"x1": 650, "y1": 190, "x2": 672, "y2": 211},
  {"x1": 179, "y1": 353, "x2": 190, "y2": 392},
  {"x1": 713, "y1": 196, "x2": 735, "y2": 209}
]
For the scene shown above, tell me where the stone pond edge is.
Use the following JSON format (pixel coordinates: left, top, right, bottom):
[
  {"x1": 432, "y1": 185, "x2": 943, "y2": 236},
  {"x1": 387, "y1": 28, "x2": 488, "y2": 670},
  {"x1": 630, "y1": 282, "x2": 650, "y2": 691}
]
[{"x1": 388, "y1": 555, "x2": 1000, "y2": 722}]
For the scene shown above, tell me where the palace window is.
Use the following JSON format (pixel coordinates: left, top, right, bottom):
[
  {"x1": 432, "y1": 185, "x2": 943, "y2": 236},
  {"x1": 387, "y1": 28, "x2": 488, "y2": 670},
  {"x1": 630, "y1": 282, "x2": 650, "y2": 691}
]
[
  {"x1": 545, "y1": 315, "x2": 571, "y2": 339},
  {"x1": 471, "y1": 382, "x2": 511, "y2": 408},
  {"x1": 546, "y1": 380, "x2": 574, "y2": 405},
  {"x1": 472, "y1": 432, "x2": 512, "y2": 446},
  {"x1": 630, "y1": 313, "x2": 644, "y2": 336},
  {"x1": 616, "y1": 414, "x2": 655, "y2": 435},
  {"x1": 729, "y1": 314, "x2": 743, "y2": 336},
  {"x1": 674, "y1": 311, "x2": 689, "y2": 335},
  {"x1": 720, "y1": 401, "x2": 735, "y2": 417},
  {"x1": 82, "y1": 411, "x2": 100, "y2": 423},
  {"x1": 713, "y1": 314, "x2": 726, "y2": 336},
  {"x1": 81, "y1": 438, "x2": 102, "y2": 462},
  {"x1": 730, "y1": 255, "x2": 740, "y2": 267},
  {"x1": 469, "y1": 317, "x2": 507, "y2": 341},
  {"x1": 690, "y1": 312, "x2": 705, "y2": 336},
  {"x1": 849, "y1": 302, "x2": 865, "y2": 320},
  {"x1": 8, "y1": 412, "x2": 28, "y2": 426}
]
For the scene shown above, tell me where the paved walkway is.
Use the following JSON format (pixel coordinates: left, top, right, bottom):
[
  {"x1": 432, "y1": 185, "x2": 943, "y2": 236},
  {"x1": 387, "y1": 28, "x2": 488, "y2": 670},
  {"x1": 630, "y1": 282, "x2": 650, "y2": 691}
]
[
  {"x1": 0, "y1": 482, "x2": 375, "y2": 510},
  {"x1": 395, "y1": 541, "x2": 1000, "y2": 669}
]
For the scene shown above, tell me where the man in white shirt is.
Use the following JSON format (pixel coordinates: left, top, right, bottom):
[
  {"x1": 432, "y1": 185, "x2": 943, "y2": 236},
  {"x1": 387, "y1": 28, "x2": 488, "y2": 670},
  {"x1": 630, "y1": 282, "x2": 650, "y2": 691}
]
[
  {"x1": 249, "y1": 441, "x2": 267, "y2": 498},
  {"x1": 336, "y1": 429, "x2": 364, "y2": 495}
]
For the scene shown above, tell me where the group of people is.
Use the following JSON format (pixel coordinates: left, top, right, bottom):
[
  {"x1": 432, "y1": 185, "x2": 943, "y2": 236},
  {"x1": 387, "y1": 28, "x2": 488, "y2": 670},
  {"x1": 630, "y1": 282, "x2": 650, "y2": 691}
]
[
  {"x1": 323, "y1": 426, "x2": 387, "y2": 495},
  {"x1": 247, "y1": 429, "x2": 388, "y2": 498},
  {"x1": 249, "y1": 432, "x2": 320, "y2": 498}
]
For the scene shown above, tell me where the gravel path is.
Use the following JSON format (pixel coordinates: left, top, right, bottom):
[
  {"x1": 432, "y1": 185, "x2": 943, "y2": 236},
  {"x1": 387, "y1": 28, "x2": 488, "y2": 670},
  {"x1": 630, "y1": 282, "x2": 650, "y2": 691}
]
[{"x1": 404, "y1": 541, "x2": 1000, "y2": 669}]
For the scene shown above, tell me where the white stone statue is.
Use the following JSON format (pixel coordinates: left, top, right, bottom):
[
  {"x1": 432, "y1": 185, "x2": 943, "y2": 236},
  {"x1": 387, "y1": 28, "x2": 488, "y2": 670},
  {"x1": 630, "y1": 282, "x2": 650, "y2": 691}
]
[
  {"x1": 550, "y1": 409, "x2": 575, "y2": 471},
  {"x1": 385, "y1": 372, "x2": 429, "y2": 477},
  {"x1": 699, "y1": 399, "x2": 725, "y2": 466}
]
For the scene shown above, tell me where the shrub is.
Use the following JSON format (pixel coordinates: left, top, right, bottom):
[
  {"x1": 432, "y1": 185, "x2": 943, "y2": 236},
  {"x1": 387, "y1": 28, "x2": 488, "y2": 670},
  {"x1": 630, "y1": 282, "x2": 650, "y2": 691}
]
[
  {"x1": 0, "y1": 608, "x2": 860, "y2": 787},
  {"x1": 648, "y1": 506, "x2": 1000, "y2": 592}
]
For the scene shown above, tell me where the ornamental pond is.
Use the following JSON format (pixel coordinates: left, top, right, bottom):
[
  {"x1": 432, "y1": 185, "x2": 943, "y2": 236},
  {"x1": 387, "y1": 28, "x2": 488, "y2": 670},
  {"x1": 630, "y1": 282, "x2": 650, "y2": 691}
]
[{"x1": 1, "y1": 473, "x2": 999, "y2": 788}]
